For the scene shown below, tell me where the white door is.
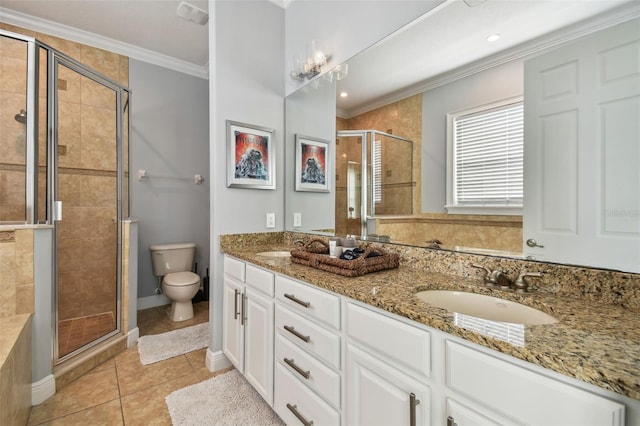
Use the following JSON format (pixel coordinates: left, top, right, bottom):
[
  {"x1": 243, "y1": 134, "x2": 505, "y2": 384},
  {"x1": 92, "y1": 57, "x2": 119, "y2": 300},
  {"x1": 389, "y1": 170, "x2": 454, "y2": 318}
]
[
  {"x1": 346, "y1": 343, "x2": 431, "y2": 426},
  {"x1": 244, "y1": 288, "x2": 274, "y2": 406},
  {"x1": 523, "y1": 18, "x2": 640, "y2": 272},
  {"x1": 222, "y1": 276, "x2": 244, "y2": 372}
]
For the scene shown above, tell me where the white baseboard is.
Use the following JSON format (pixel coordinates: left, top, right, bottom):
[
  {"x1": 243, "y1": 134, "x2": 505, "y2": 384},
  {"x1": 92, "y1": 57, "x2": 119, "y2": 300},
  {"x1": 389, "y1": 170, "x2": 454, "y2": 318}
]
[
  {"x1": 137, "y1": 294, "x2": 170, "y2": 310},
  {"x1": 206, "y1": 349, "x2": 232, "y2": 372},
  {"x1": 32, "y1": 374, "x2": 56, "y2": 405},
  {"x1": 127, "y1": 327, "x2": 139, "y2": 348}
]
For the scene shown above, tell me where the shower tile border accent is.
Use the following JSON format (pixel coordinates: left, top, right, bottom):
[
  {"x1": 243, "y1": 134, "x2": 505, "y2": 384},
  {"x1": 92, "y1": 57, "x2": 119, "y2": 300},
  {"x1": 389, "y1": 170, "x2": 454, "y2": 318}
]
[{"x1": 0, "y1": 231, "x2": 16, "y2": 243}]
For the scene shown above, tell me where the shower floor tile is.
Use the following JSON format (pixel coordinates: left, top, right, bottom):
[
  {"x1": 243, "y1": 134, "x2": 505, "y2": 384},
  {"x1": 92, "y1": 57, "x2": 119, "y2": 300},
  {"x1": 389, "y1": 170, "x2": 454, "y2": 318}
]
[
  {"x1": 58, "y1": 311, "x2": 116, "y2": 357},
  {"x1": 28, "y1": 301, "x2": 217, "y2": 426}
]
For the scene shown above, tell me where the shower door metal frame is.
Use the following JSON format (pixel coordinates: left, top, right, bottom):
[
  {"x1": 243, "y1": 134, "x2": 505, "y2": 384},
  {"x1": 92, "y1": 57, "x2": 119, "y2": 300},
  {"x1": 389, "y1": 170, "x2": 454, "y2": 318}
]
[
  {"x1": 336, "y1": 130, "x2": 413, "y2": 237},
  {"x1": 0, "y1": 29, "x2": 131, "y2": 365},
  {"x1": 49, "y1": 50, "x2": 130, "y2": 364}
]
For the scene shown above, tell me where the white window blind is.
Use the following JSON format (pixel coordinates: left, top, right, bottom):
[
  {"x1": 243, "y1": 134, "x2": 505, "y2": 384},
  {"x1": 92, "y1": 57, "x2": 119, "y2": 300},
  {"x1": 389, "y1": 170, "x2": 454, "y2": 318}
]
[
  {"x1": 453, "y1": 101, "x2": 523, "y2": 209},
  {"x1": 372, "y1": 139, "x2": 382, "y2": 203}
]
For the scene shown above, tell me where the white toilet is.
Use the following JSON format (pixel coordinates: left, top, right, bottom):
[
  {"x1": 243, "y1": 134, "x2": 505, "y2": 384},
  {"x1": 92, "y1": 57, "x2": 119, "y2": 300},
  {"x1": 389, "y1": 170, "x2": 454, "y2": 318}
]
[{"x1": 150, "y1": 242, "x2": 201, "y2": 322}]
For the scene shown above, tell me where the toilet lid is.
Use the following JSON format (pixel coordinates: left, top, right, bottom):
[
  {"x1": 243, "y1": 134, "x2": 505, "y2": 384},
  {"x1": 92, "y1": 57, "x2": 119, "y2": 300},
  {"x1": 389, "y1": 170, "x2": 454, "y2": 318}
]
[{"x1": 163, "y1": 271, "x2": 200, "y2": 287}]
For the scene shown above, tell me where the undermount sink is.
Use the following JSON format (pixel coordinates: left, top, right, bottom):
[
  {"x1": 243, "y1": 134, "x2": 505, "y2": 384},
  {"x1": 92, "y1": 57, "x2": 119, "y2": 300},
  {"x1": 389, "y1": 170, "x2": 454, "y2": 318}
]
[
  {"x1": 256, "y1": 250, "x2": 292, "y2": 257},
  {"x1": 416, "y1": 290, "x2": 558, "y2": 325}
]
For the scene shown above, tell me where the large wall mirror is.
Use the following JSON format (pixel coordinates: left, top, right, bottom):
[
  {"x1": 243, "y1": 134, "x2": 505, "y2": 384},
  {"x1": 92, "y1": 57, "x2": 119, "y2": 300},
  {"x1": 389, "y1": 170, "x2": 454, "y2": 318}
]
[{"x1": 285, "y1": 0, "x2": 640, "y2": 273}]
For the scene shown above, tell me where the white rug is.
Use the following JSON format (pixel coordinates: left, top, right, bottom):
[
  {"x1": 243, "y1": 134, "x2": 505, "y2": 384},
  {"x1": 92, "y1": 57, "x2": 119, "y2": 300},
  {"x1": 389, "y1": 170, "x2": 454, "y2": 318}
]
[
  {"x1": 137, "y1": 322, "x2": 209, "y2": 365},
  {"x1": 166, "y1": 369, "x2": 284, "y2": 426}
]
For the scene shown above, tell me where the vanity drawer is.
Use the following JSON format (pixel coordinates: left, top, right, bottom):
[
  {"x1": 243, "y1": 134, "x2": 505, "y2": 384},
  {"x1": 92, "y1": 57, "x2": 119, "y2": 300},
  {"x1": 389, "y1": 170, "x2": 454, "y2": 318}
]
[
  {"x1": 275, "y1": 304, "x2": 341, "y2": 370},
  {"x1": 275, "y1": 275, "x2": 340, "y2": 330},
  {"x1": 246, "y1": 264, "x2": 274, "y2": 297},
  {"x1": 274, "y1": 362, "x2": 341, "y2": 426},
  {"x1": 346, "y1": 302, "x2": 431, "y2": 379},
  {"x1": 445, "y1": 340, "x2": 625, "y2": 426},
  {"x1": 223, "y1": 256, "x2": 245, "y2": 282},
  {"x1": 276, "y1": 333, "x2": 341, "y2": 409}
]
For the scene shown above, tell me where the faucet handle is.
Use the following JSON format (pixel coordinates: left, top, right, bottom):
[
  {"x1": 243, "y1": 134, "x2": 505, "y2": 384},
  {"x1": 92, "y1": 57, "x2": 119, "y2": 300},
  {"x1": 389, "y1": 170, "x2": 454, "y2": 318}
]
[
  {"x1": 514, "y1": 271, "x2": 543, "y2": 293},
  {"x1": 471, "y1": 264, "x2": 498, "y2": 286}
]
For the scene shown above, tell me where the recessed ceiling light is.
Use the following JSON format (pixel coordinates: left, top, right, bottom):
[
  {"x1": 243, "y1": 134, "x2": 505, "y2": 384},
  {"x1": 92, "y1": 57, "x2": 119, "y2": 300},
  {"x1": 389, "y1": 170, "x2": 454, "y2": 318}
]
[
  {"x1": 339, "y1": 92, "x2": 349, "y2": 98},
  {"x1": 487, "y1": 34, "x2": 501, "y2": 43}
]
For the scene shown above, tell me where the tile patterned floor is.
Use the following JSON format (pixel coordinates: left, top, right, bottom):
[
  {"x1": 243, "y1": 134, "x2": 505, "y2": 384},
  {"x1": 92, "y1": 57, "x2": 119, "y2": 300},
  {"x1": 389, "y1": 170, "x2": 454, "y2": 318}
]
[
  {"x1": 28, "y1": 301, "x2": 223, "y2": 425},
  {"x1": 58, "y1": 312, "x2": 116, "y2": 357}
]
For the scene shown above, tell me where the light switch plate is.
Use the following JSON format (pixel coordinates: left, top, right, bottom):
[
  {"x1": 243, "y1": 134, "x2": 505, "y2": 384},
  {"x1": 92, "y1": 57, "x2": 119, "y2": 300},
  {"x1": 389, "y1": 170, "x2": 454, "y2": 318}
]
[
  {"x1": 266, "y1": 213, "x2": 276, "y2": 228},
  {"x1": 293, "y1": 212, "x2": 302, "y2": 227}
]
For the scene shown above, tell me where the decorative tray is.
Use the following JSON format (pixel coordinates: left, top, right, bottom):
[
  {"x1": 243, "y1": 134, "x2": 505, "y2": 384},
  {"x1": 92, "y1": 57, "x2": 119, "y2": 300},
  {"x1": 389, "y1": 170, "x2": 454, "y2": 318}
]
[{"x1": 290, "y1": 238, "x2": 400, "y2": 277}]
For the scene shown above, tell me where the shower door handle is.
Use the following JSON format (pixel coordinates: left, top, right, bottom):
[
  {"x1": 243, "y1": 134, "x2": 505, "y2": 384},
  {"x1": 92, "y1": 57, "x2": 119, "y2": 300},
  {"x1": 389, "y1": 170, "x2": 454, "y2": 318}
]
[{"x1": 53, "y1": 200, "x2": 63, "y2": 221}]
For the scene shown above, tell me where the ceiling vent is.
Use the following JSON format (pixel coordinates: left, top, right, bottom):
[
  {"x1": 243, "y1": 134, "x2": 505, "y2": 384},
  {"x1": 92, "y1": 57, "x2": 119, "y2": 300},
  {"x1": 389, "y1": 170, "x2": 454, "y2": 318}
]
[{"x1": 177, "y1": 2, "x2": 209, "y2": 25}]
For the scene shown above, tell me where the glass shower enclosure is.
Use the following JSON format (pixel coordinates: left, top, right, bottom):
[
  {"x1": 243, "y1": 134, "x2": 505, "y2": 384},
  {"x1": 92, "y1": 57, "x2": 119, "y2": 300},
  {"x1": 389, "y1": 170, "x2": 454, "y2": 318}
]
[
  {"x1": 0, "y1": 29, "x2": 130, "y2": 363},
  {"x1": 335, "y1": 130, "x2": 413, "y2": 238}
]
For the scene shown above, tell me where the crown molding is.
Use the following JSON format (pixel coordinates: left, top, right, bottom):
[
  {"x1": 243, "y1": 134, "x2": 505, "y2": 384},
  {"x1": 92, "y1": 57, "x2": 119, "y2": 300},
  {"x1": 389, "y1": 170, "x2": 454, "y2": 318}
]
[
  {"x1": 0, "y1": 7, "x2": 209, "y2": 80},
  {"x1": 342, "y1": 2, "x2": 640, "y2": 119}
]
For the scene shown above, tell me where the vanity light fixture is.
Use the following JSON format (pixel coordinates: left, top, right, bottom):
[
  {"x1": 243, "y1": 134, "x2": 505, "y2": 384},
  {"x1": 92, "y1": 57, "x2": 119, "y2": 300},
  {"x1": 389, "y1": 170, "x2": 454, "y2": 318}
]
[
  {"x1": 487, "y1": 33, "x2": 501, "y2": 42},
  {"x1": 290, "y1": 40, "x2": 331, "y2": 81},
  {"x1": 339, "y1": 92, "x2": 349, "y2": 98}
]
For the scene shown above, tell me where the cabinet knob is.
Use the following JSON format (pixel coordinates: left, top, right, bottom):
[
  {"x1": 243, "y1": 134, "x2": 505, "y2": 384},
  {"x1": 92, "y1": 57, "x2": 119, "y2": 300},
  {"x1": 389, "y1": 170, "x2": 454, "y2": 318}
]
[{"x1": 447, "y1": 416, "x2": 458, "y2": 426}]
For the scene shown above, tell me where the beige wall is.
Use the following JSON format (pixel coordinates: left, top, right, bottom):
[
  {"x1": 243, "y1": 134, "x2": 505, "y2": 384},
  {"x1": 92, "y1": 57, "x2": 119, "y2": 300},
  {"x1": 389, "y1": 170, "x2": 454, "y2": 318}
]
[
  {"x1": 336, "y1": 93, "x2": 522, "y2": 251},
  {"x1": 0, "y1": 24, "x2": 128, "y2": 321}
]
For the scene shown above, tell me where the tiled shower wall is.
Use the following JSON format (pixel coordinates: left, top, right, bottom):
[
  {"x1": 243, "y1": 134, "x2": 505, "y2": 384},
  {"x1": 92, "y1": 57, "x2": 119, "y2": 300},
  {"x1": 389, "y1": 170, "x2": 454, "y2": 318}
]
[
  {"x1": 0, "y1": 228, "x2": 34, "y2": 318},
  {"x1": 336, "y1": 93, "x2": 522, "y2": 251},
  {"x1": 0, "y1": 23, "x2": 128, "y2": 320}
]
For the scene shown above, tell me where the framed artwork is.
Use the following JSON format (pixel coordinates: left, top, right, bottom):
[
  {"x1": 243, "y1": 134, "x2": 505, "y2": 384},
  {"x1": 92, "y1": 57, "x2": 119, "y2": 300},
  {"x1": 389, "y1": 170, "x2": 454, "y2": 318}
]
[
  {"x1": 227, "y1": 120, "x2": 275, "y2": 189},
  {"x1": 295, "y1": 134, "x2": 330, "y2": 192}
]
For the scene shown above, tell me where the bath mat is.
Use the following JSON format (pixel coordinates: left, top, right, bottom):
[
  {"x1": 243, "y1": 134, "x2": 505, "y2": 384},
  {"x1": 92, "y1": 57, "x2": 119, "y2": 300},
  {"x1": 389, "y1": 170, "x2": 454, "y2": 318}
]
[
  {"x1": 166, "y1": 369, "x2": 284, "y2": 426},
  {"x1": 137, "y1": 322, "x2": 209, "y2": 365}
]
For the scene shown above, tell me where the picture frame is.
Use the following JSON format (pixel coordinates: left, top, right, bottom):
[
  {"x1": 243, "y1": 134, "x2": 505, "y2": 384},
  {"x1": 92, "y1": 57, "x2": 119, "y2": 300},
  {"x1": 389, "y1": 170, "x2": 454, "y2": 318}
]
[
  {"x1": 227, "y1": 120, "x2": 275, "y2": 189},
  {"x1": 295, "y1": 134, "x2": 330, "y2": 192}
]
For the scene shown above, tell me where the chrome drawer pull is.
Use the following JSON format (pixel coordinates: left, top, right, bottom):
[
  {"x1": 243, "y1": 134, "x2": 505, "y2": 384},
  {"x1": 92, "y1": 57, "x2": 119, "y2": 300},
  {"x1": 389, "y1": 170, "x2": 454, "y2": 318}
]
[
  {"x1": 284, "y1": 357, "x2": 311, "y2": 379},
  {"x1": 284, "y1": 325, "x2": 310, "y2": 343},
  {"x1": 286, "y1": 403, "x2": 314, "y2": 426},
  {"x1": 409, "y1": 393, "x2": 421, "y2": 426},
  {"x1": 284, "y1": 293, "x2": 311, "y2": 308}
]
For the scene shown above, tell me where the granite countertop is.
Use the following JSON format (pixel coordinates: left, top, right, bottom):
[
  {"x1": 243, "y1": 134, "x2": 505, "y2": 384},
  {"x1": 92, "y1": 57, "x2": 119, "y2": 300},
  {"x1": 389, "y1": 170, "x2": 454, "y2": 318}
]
[{"x1": 222, "y1": 244, "x2": 640, "y2": 401}]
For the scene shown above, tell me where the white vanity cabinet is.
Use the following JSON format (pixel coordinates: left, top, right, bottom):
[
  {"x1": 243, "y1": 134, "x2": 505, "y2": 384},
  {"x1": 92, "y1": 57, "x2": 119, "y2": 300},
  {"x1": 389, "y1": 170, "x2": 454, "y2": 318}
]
[
  {"x1": 222, "y1": 256, "x2": 275, "y2": 405},
  {"x1": 273, "y1": 275, "x2": 342, "y2": 426},
  {"x1": 345, "y1": 302, "x2": 432, "y2": 426},
  {"x1": 222, "y1": 259, "x2": 630, "y2": 426},
  {"x1": 344, "y1": 301, "x2": 625, "y2": 426}
]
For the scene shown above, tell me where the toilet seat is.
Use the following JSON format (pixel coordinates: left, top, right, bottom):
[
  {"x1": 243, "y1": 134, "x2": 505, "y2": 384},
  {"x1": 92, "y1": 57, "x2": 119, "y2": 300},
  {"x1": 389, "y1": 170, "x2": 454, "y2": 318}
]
[{"x1": 163, "y1": 271, "x2": 200, "y2": 287}]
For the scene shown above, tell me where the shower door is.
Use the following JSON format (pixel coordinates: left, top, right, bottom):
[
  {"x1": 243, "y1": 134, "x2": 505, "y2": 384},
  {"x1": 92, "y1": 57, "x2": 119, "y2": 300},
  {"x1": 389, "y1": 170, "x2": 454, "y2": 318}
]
[{"x1": 52, "y1": 54, "x2": 125, "y2": 362}]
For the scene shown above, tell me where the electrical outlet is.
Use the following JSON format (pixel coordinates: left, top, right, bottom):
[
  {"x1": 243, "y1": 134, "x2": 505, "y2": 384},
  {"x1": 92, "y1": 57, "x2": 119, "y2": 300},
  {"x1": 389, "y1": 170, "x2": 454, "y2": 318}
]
[
  {"x1": 293, "y1": 212, "x2": 302, "y2": 227},
  {"x1": 266, "y1": 213, "x2": 276, "y2": 228}
]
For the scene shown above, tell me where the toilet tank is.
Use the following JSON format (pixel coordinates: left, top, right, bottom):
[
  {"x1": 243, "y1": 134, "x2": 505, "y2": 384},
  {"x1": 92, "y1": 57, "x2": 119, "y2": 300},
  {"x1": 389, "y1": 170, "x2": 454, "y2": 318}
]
[{"x1": 149, "y1": 242, "x2": 196, "y2": 276}]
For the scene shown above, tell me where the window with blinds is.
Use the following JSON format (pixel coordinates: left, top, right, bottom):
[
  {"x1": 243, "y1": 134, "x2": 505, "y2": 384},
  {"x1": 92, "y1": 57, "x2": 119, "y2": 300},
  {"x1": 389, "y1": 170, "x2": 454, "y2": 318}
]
[
  {"x1": 372, "y1": 139, "x2": 382, "y2": 203},
  {"x1": 446, "y1": 99, "x2": 523, "y2": 215}
]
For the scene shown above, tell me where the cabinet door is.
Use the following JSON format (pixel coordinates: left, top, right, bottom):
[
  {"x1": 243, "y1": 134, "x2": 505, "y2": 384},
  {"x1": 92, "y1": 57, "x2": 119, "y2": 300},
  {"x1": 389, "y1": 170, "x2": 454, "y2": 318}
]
[
  {"x1": 244, "y1": 288, "x2": 274, "y2": 406},
  {"x1": 346, "y1": 343, "x2": 431, "y2": 426},
  {"x1": 222, "y1": 276, "x2": 244, "y2": 373}
]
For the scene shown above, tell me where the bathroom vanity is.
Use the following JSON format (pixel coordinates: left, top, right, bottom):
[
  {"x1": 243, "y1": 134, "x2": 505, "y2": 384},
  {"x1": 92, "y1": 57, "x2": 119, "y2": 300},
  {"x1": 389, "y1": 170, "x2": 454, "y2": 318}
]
[{"x1": 220, "y1": 240, "x2": 639, "y2": 426}]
